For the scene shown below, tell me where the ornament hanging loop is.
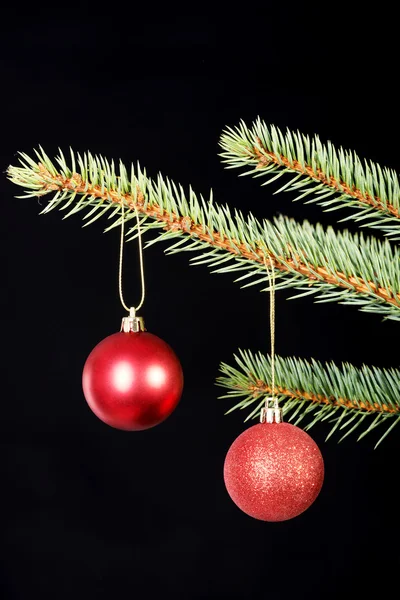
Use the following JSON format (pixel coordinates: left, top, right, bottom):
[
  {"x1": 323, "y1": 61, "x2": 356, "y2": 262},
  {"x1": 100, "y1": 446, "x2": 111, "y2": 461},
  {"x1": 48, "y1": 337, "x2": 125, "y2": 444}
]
[
  {"x1": 118, "y1": 195, "x2": 147, "y2": 329},
  {"x1": 261, "y1": 253, "x2": 282, "y2": 424}
]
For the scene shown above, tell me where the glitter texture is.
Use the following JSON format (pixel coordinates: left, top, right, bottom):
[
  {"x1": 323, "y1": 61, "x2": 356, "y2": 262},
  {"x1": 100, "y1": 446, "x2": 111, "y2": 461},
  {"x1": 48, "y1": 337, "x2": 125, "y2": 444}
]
[{"x1": 223, "y1": 422, "x2": 324, "y2": 521}]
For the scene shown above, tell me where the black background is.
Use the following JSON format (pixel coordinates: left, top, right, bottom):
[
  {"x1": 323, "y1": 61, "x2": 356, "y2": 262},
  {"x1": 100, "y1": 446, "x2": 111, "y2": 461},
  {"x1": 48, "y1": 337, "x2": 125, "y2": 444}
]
[{"x1": 1, "y1": 5, "x2": 399, "y2": 600}]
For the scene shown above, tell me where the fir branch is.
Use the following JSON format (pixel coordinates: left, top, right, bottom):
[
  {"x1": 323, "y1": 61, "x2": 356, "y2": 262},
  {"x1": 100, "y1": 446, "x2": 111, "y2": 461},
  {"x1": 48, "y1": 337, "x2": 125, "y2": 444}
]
[
  {"x1": 6, "y1": 148, "x2": 400, "y2": 320},
  {"x1": 217, "y1": 350, "x2": 400, "y2": 448},
  {"x1": 219, "y1": 118, "x2": 400, "y2": 239}
]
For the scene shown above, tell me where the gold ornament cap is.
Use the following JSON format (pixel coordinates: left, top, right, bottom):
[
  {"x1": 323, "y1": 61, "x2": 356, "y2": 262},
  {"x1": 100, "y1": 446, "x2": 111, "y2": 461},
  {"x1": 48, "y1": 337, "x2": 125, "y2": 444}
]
[
  {"x1": 120, "y1": 307, "x2": 146, "y2": 333},
  {"x1": 260, "y1": 398, "x2": 283, "y2": 424}
]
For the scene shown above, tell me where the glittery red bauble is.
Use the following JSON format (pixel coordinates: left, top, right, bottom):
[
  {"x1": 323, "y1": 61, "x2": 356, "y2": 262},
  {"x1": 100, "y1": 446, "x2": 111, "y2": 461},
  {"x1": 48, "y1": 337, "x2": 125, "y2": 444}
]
[
  {"x1": 82, "y1": 331, "x2": 183, "y2": 430},
  {"x1": 224, "y1": 422, "x2": 324, "y2": 521}
]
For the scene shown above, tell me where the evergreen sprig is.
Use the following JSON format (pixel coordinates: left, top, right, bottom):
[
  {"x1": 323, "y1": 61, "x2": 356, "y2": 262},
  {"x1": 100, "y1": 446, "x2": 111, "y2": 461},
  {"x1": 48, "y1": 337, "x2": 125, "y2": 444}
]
[
  {"x1": 217, "y1": 350, "x2": 400, "y2": 448},
  {"x1": 219, "y1": 118, "x2": 400, "y2": 239},
  {"x1": 7, "y1": 148, "x2": 400, "y2": 321}
]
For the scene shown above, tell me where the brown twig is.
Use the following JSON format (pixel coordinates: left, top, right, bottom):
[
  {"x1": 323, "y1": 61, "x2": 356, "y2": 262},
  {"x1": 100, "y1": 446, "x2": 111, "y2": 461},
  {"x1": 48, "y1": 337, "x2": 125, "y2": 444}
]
[
  {"x1": 37, "y1": 164, "x2": 400, "y2": 307},
  {"x1": 247, "y1": 380, "x2": 400, "y2": 415},
  {"x1": 252, "y1": 138, "x2": 400, "y2": 219}
]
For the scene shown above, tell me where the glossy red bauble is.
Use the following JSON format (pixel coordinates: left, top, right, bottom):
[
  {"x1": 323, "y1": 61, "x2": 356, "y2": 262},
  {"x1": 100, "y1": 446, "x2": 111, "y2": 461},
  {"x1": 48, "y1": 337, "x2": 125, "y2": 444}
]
[
  {"x1": 82, "y1": 331, "x2": 183, "y2": 430},
  {"x1": 224, "y1": 422, "x2": 324, "y2": 521}
]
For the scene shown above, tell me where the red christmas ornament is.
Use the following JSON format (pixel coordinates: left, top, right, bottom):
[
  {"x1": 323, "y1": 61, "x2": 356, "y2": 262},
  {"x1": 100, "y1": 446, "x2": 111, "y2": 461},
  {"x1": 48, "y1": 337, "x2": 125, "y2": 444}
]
[
  {"x1": 82, "y1": 314, "x2": 183, "y2": 430},
  {"x1": 224, "y1": 420, "x2": 324, "y2": 521}
]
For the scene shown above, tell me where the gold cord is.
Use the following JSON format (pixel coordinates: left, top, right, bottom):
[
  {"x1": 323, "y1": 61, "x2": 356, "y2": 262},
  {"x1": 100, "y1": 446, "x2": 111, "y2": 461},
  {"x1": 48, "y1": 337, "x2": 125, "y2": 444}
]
[
  {"x1": 118, "y1": 200, "x2": 146, "y2": 313},
  {"x1": 264, "y1": 255, "x2": 277, "y2": 408}
]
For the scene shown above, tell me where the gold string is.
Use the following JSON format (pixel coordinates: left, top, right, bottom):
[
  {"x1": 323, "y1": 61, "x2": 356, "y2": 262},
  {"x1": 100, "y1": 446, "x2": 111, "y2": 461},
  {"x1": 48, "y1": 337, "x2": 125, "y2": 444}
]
[
  {"x1": 264, "y1": 255, "x2": 277, "y2": 408},
  {"x1": 118, "y1": 200, "x2": 146, "y2": 313}
]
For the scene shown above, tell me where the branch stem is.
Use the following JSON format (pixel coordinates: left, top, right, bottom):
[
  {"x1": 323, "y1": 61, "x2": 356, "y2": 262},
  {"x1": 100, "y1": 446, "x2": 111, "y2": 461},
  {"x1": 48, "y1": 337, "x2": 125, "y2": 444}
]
[
  {"x1": 253, "y1": 138, "x2": 400, "y2": 219},
  {"x1": 247, "y1": 381, "x2": 400, "y2": 415}
]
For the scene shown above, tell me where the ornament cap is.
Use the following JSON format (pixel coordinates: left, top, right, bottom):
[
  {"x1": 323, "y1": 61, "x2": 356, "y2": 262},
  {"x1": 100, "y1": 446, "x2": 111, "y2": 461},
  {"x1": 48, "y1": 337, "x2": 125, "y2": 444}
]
[
  {"x1": 121, "y1": 307, "x2": 146, "y2": 333},
  {"x1": 260, "y1": 398, "x2": 283, "y2": 424}
]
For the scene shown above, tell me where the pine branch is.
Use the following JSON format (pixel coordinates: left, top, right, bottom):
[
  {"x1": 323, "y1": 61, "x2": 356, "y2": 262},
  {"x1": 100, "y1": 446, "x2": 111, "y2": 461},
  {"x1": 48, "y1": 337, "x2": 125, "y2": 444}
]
[
  {"x1": 6, "y1": 147, "x2": 400, "y2": 320},
  {"x1": 217, "y1": 350, "x2": 400, "y2": 448},
  {"x1": 219, "y1": 118, "x2": 400, "y2": 239}
]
